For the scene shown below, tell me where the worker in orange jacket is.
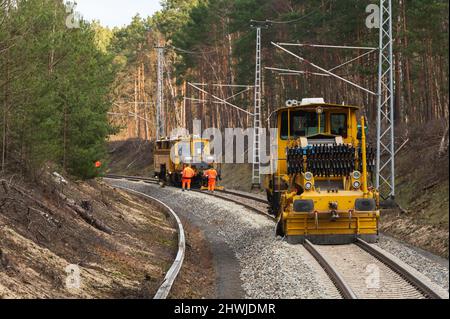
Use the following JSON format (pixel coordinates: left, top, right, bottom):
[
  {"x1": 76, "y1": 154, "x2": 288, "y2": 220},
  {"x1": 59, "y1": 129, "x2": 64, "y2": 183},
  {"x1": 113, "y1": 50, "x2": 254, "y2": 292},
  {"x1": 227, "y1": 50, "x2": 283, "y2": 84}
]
[
  {"x1": 182, "y1": 164, "x2": 195, "y2": 191},
  {"x1": 204, "y1": 165, "x2": 219, "y2": 193}
]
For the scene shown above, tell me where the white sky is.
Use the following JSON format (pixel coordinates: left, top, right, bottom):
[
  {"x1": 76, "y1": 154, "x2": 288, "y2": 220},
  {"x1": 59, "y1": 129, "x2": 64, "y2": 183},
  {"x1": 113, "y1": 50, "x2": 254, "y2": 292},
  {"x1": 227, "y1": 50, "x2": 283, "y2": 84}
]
[{"x1": 74, "y1": 0, "x2": 162, "y2": 28}]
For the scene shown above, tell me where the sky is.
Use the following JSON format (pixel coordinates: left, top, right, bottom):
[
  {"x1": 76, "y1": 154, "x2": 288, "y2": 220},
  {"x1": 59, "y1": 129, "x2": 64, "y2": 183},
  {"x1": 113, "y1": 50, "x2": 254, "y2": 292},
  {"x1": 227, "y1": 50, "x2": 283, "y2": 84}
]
[{"x1": 74, "y1": 0, "x2": 162, "y2": 28}]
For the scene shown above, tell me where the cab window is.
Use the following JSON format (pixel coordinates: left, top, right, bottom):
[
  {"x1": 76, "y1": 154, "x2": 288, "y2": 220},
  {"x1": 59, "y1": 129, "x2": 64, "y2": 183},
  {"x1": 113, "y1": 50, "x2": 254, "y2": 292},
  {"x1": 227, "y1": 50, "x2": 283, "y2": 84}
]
[
  {"x1": 280, "y1": 112, "x2": 289, "y2": 140},
  {"x1": 194, "y1": 142, "x2": 205, "y2": 156},
  {"x1": 178, "y1": 142, "x2": 191, "y2": 157},
  {"x1": 330, "y1": 114, "x2": 348, "y2": 138},
  {"x1": 291, "y1": 111, "x2": 325, "y2": 137},
  {"x1": 280, "y1": 111, "x2": 325, "y2": 140}
]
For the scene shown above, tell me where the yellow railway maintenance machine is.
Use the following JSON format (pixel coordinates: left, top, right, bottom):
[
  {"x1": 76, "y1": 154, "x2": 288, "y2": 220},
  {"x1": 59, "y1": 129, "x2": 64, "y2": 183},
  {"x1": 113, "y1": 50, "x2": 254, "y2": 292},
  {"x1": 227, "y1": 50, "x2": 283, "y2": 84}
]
[
  {"x1": 264, "y1": 98, "x2": 380, "y2": 244},
  {"x1": 154, "y1": 135, "x2": 223, "y2": 189}
]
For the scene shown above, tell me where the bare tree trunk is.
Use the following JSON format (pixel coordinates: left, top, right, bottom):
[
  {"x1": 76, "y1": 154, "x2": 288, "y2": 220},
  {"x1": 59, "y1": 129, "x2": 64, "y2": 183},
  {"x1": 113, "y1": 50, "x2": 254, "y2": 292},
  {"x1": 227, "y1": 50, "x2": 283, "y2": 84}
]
[
  {"x1": 439, "y1": 125, "x2": 449, "y2": 157},
  {"x1": 134, "y1": 71, "x2": 139, "y2": 138},
  {"x1": 2, "y1": 69, "x2": 8, "y2": 172},
  {"x1": 1, "y1": 0, "x2": 11, "y2": 172},
  {"x1": 141, "y1": 64, "x2": 149, "y2": 141},
  {"x1": 63, "y1": 105, "x2": 68, "y2": 170}
]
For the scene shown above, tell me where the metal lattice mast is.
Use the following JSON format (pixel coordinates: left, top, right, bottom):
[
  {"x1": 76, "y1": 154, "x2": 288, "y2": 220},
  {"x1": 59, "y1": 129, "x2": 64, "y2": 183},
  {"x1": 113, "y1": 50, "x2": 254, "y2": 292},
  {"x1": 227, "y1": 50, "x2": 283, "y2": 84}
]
[
  {"x1": 376, "y1": 0, "x2": 395, "y2": 200},
  {"x1": 252, "y1": 26, "x2": 262, "y2": 187},
  {"x1": 156, "y1": 47, "x2": 165, "y2": 140},
  {"x1": 251, "y1": 21, "x2": 270, "y2": 188}
]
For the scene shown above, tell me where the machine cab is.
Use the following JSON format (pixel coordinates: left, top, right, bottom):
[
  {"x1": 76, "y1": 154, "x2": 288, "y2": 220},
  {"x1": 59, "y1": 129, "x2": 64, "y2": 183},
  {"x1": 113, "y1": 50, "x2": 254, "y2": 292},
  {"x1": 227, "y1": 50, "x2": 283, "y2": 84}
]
[
  {"x1": 265, "y1": 98, "x2": 379, "y2": 244},
  {"x1": 274, "y1": 98, "x2": 363, "y2": 177}
]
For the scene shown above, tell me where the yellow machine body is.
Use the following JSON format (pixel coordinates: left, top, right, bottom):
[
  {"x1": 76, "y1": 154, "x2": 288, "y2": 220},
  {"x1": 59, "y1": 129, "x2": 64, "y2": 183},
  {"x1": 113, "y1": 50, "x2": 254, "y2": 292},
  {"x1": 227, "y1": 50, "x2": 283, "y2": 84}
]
[
  {"x1": 154, "y1": 136, "x2": 222, "y2": 188},
  {"x1": 264, "y1": 101, "x2": 380, "y2": 244}
]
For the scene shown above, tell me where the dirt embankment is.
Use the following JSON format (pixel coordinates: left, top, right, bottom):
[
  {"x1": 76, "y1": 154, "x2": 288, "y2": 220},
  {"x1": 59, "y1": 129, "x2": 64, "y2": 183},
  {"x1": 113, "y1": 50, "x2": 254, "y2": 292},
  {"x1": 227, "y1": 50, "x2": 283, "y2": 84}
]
[
  {"x1": 0, "y1": 170, "x2": 178, "y2": 299},
  {"x1": 107, "y1": 132, "x2": 449, "y2": 259},
  {"x1": 380, "y1": 120, "x2": 449, "y2": 258},
  {"x1": 107, "y1": 139, "x2": 154, "y2": 177}
]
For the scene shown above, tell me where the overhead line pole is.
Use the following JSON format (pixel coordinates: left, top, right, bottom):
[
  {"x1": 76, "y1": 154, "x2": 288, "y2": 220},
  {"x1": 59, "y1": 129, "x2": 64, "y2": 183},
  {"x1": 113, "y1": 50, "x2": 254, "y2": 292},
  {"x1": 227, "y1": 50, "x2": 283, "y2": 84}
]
[
  {"x1": 265, "y1": 2, "x2": 395, "y2": 200},
  {"x1": 250, "y1": 20, "x2": 271, "y2": 189},
  {"x1": 156, "y1": 46, "x2": 165, "y2": 140},
  {"x1": 376, "y1": 0, "x2": 395, "y2": 200}
]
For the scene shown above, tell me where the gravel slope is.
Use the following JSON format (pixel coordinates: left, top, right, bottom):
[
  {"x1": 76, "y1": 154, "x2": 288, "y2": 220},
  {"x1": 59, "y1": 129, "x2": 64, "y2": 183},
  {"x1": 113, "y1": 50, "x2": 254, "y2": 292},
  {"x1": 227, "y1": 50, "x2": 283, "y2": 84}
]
[
  {"x1": 106, "y1": 179, "x2": 449, "y2": 299},
  {"x1": 106, "y1": 179, "x2": 340, "y2": 299},
  {"x1": 218, "y1": 188, "x2": 449, "y2": 293},
  {"x1": 377, "y1": 235, "x2": 449, "y2": 290}
]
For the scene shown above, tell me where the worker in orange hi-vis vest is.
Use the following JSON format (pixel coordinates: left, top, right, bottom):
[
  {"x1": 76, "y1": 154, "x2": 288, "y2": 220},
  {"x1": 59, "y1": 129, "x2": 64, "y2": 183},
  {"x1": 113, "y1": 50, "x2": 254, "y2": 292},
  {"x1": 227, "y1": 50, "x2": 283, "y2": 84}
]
[
  {"x1": 182, "y1": 164, "x2": 195, "y2": 191},
  {"x1": 204, "y1": 165, "x2": 219, "y2": 193}
]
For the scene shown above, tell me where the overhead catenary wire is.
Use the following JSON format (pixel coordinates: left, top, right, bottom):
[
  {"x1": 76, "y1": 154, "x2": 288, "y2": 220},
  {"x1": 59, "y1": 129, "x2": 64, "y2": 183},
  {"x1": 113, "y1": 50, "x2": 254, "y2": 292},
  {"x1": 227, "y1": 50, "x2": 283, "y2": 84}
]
[
  {"x1": 265, "y1": 66, "x2": 330, "y2": 77},
  {"x1": 169, "y1": 45, "x2": 216, "y2": 55},
  {"x1": 271, "y1": 42, "x2": 377, "y2": 96},
  {"x1": 169, "y1": 2, "x2": 329, "y2": 56},
  {"x1": 277, "y1": 43, "x2": 378, "y2": 51},
  {"x1": 250, "y1": 0, "x2": 330, "y2": 25},
  {"x1": 187, "y1": 82, "x2": 254, "y2": 116}
]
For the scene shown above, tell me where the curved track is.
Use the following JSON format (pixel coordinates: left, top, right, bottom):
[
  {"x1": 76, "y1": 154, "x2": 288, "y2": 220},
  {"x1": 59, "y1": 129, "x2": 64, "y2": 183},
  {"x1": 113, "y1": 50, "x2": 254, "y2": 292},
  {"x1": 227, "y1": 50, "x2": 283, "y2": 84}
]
[
  {"x1": 105, "y1": 174, "x2": 448, "y2": 300},
  {"x1": 108, "y1": 181, "x2": 186, "y2": 299},
  {"x1": 195, "y1": 186, "x2": 448, "y2": 299}
]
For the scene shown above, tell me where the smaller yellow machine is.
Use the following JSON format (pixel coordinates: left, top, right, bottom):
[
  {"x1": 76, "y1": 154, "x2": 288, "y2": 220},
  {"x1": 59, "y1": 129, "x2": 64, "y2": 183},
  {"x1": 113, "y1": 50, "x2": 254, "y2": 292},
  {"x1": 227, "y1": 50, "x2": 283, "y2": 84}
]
[
  {"x1": 154, "y1": 135, "x2": 222, "y2": 188},
  {"x1": 264, "y1": 99, "x2": 380, "y2": 244}
]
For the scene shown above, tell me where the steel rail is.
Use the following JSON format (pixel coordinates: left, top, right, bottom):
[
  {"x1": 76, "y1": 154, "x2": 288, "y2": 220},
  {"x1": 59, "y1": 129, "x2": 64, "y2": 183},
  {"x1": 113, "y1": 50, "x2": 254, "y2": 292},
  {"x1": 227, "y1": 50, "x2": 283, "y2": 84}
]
[
  {"x1": 192, "y1": 189, "x2": 275, "y2": 222},
  {"x1": 217, "y1": 189, "x2": 267, "y2": 204},
  {"x1": 106, "y1": 174, "x2": 268, "y2": 204},
  {"x1": 304, "y1": 240, "x2": 358, "y2": 299},
  {"x1": 105, "y1": 174, "x2": 158, "y2": 184},
  {"x1": 209, "y1": 187, "x2": 447, "y2": 300},
  {"x1": 191, "y1": 189, "x2": 358, "y2": 300},
  {"x1": 108, "y1": 183, "x2": 186, "y2": 300},
  {"x1": 104, "y1": 175, "x2": 448, "y2": 300},
  {"x1": 356, "y1": 239, "x2": 449, "y2": 299}
]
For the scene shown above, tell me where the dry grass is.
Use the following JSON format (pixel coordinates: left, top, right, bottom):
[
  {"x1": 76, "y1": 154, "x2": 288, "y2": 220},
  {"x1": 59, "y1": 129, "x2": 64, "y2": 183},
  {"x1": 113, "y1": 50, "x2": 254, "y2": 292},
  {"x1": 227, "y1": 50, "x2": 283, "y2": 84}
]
[
  {"x1": 0, "y1": 171, "x2": 177, "y2": 299},
  {"x1": 382, "y1": 120, "x2": 449, "y2": 257}
]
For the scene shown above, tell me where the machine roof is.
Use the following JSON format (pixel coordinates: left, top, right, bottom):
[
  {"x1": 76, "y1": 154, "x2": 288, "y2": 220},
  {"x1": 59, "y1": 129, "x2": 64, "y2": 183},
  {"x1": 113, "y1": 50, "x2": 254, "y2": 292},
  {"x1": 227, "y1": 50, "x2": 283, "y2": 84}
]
[
  {"x1": 277, "y1": 102, "x2": 360, "y2": 112},
  {"x1": 268, "y1": 102, "x2": 360, "y2": 120}
]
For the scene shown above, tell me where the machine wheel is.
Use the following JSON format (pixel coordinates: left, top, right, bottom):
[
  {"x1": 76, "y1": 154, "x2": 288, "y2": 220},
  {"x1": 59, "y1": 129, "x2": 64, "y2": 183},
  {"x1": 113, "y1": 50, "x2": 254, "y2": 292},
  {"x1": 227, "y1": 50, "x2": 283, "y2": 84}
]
[
  {"x1": 169, "y1": 173, "x2": 176, "y2": 187},
  {"x1": 266, "y1": 190, "x2": 273, "y2": 214},
  {"x1": 276, "y1": 216, "x2": 285, "y2": 237},
  {"x1": 270, "y1": 192, "x2": 281, "y2": 217}
]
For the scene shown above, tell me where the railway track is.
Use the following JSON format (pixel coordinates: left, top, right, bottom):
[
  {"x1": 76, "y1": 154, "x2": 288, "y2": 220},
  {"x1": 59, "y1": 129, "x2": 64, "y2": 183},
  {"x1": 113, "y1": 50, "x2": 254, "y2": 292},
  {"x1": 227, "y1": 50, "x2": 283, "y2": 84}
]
[
  {"x1": 105, "y1": 174, "x2": 448, "y2": 300},
  {"x1": 193, "y1": 189, "x2": 273, "y2": 221},
  {"x1": 105, "y1": 174, "x2": 158, "y2": 184},
  {"x1": 105, "y1": 179, "x2": 185, "y2": 300},
  {"x1": 308, "y1": 240, "x2": 448, "y2": 299}
]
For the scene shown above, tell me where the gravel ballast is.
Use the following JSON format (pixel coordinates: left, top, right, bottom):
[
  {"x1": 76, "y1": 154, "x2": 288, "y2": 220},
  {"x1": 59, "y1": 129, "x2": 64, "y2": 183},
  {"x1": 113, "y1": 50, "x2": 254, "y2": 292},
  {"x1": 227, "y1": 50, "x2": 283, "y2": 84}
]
[
  {"x1": 107, "y1": 179, "x2": 340, "y2": 299},
  {"x1": 377, "y1": 235, "x2": 449, "y2": 290},
  {"x1": 106, "y1": 179, "x2": 449, "y2": 298}
]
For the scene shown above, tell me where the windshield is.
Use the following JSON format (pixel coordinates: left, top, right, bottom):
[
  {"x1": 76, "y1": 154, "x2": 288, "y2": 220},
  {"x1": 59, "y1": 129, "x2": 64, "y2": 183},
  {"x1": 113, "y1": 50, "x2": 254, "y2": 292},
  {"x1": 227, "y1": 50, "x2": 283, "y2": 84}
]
[
  {"x1": 178, "y1": 141, "x2": 191, "y2": 157},
  {"x1": 330, "y1": 114, "x2": 348, "y2": 137},
  {"x1": 281, "y1": 111, "x2": 325, "y2": 139},
  {"x1": 194, "y1": 142, "x2": 205, "y2": 156}
]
